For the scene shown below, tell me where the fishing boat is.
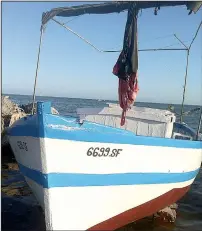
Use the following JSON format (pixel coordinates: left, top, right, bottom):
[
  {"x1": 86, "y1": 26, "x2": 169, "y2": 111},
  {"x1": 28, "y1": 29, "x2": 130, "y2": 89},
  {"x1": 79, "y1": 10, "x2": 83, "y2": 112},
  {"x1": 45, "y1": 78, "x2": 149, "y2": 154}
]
[{"x1": 7, "y1": 2, "x2": 202, "y2": 231}]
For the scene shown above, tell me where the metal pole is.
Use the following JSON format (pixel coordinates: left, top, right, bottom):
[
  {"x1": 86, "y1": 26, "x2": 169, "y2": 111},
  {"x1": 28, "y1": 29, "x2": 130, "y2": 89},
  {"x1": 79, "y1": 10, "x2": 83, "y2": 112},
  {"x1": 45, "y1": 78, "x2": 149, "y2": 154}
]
[
  {"x1": 138, "y1": 48, "x2": 187, "y2": 52},
  {"x1": 180, "y1": 49, "x2": 189, "y2": 123},
  {"x1": 52, "y1": 18, "x2": 188, "y2": 53},
  {"x1": 179, "y1": 21, "x2": 201, "y2": 123},
  {"x1": 52, "y1": 18, "x2": 103, "y2": 53},
  {"x1": 174, "y1": 34, "x2": 189, "y2": 49},
  {"x1": 196, "y1": 107, "x2": 202, "y2": 140},
  {"x1": 188, "y1": 21, "x2": 202, "y2": 50},
  {"x1": 31, "y1": 26, "x2": 44, "y2": 115}
]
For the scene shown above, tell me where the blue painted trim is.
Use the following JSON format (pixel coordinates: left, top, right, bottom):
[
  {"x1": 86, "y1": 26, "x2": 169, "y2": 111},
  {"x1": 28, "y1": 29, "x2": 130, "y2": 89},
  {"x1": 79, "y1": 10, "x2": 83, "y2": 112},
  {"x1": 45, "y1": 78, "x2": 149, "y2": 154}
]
[
  {"x1": 174, "y1": 122, "x2": 197, "y2": 137},
  {"x1": 18, "y1": 163, "x2": 199, "y2": 189},
  {"x1": 37, "y1": 101, "x2": 51, "y2": 115},
  {"x1": 8, "y1": 102, "x2": 202, "y2": 149},
  {"x1": 44, "y1": 127, "x2": 202, "y2": 149}
]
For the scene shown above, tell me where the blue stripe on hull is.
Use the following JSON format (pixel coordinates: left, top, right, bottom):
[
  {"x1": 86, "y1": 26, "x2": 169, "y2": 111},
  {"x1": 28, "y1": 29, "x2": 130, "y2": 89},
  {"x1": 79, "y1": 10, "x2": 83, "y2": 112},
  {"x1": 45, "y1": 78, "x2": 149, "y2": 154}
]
[
  {"x1": 44, "y1": 127, "x2": 202, "y2": 149},
  {"x1": 19, "y1": 163, "x2": 199, "y2": 189},
  {"x1": 8, "y1": 114, "x2": 202, "y2": 149}
]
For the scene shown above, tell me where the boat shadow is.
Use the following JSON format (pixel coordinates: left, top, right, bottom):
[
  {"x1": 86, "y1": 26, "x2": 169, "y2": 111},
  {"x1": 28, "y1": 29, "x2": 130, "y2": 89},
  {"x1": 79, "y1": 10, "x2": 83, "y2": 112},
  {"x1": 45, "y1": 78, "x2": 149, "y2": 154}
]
[
  {"x1": 1, "y1": 161, "x2": 46, "y2": 231},
  {"x1": 2, "y1": 195, "x2": 46, "y2": 231}
]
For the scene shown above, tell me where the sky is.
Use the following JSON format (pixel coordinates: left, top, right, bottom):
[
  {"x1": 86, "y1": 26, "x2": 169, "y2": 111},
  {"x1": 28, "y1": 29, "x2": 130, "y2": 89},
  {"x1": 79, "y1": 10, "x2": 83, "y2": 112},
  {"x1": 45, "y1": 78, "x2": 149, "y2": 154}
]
[{"x1": 2, "y1": 1, "x2": 202, "y2": 105}]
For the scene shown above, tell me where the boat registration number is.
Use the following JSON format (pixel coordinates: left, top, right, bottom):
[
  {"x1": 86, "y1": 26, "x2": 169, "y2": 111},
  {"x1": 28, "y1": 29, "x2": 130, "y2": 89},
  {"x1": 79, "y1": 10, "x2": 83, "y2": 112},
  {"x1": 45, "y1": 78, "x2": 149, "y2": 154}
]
[
  {"x1": 86, "y1": 147, "x2": 122, "y2": 157},
  {"x1": 17, "y1": 141, "x2": 28, "y2": 151}
]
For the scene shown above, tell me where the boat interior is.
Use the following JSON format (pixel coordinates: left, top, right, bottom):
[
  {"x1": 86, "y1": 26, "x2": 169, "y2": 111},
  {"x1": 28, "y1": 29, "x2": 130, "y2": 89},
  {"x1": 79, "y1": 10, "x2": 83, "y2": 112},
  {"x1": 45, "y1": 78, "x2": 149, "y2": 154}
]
[{"x1": 72, "y1": 103, "x2": 202, "y2": 141}]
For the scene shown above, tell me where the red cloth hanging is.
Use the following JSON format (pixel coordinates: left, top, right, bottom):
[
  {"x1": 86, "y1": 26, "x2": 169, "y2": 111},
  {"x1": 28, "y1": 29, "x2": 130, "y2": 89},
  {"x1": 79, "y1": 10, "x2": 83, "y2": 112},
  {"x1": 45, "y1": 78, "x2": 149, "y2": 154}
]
[
  {"x1": 112, "y1": 3, "x2": 139, "y2": 126},
  {"x1": 118, "y1": 73, "x2": 139, "y2": 126}
]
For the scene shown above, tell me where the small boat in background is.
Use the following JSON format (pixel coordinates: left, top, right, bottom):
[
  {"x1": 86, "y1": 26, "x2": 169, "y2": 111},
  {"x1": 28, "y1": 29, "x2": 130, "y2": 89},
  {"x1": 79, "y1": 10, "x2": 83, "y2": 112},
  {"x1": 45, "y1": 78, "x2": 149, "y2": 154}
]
[{"x1": 7, "y1": 1, "x2": 202, "y2": 231}]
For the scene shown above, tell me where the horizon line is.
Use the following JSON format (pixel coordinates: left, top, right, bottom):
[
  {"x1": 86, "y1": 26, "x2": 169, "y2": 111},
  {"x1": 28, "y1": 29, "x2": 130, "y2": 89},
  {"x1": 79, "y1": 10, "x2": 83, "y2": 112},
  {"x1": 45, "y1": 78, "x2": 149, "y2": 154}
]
[{"x1": 2, "y1": 92, "x2": 201, "y2": 107}]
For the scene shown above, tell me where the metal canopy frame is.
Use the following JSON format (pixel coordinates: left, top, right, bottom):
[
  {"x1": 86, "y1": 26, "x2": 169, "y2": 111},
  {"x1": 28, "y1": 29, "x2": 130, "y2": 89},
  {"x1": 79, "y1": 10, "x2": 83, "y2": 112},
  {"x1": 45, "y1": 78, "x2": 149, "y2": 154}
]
[
  {"x1": 41, "y1": 1, "x2": 202, "y2": 26},
  {"x1": 51, "y1": 17, "x2": 188, "y2": 53},
  {"x1": 31, "y1": 2, "x2": 202, "y2": 139}
]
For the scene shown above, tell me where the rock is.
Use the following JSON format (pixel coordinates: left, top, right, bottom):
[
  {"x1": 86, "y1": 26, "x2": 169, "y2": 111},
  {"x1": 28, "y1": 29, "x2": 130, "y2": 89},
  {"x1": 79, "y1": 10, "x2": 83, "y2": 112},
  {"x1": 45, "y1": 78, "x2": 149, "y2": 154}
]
[
  {"x1": 51, "y1": 107, "x2": 59, "y2": 115},
  {"x1": 20, "y1": 103, "x2": 59, "y2": 115},
  {"x1": 9, "y1": 111, "x2": 27, "y2": 127},
  {"x1": 1, "y1": 96, "x2": 26, "y2": 133},
  {"x1": 1, "y1": 96, "x2": 60, "y2": 163},
  {"x1": 2, "y1": 117, "x2": 4, "y2": 131},
  {"x1": 2, "y1": 96, "x2": 19, "y2": 117},
  {"x1": 153, "y1": 203, "x2": 178, "y2": 223},
  {"x1": 19, "y1": 103, "x2": 36, "y2": 114},
  {"x1": 1, "y1": 96, "x2": 59, "y2": 133}
]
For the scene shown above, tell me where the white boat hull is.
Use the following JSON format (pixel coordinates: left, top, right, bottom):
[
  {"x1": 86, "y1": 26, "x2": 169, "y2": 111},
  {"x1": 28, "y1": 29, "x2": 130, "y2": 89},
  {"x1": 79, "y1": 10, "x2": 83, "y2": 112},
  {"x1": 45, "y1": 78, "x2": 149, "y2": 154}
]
[{"x1": 7, "y1": 102, "x2": 202, "y2": 230}]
